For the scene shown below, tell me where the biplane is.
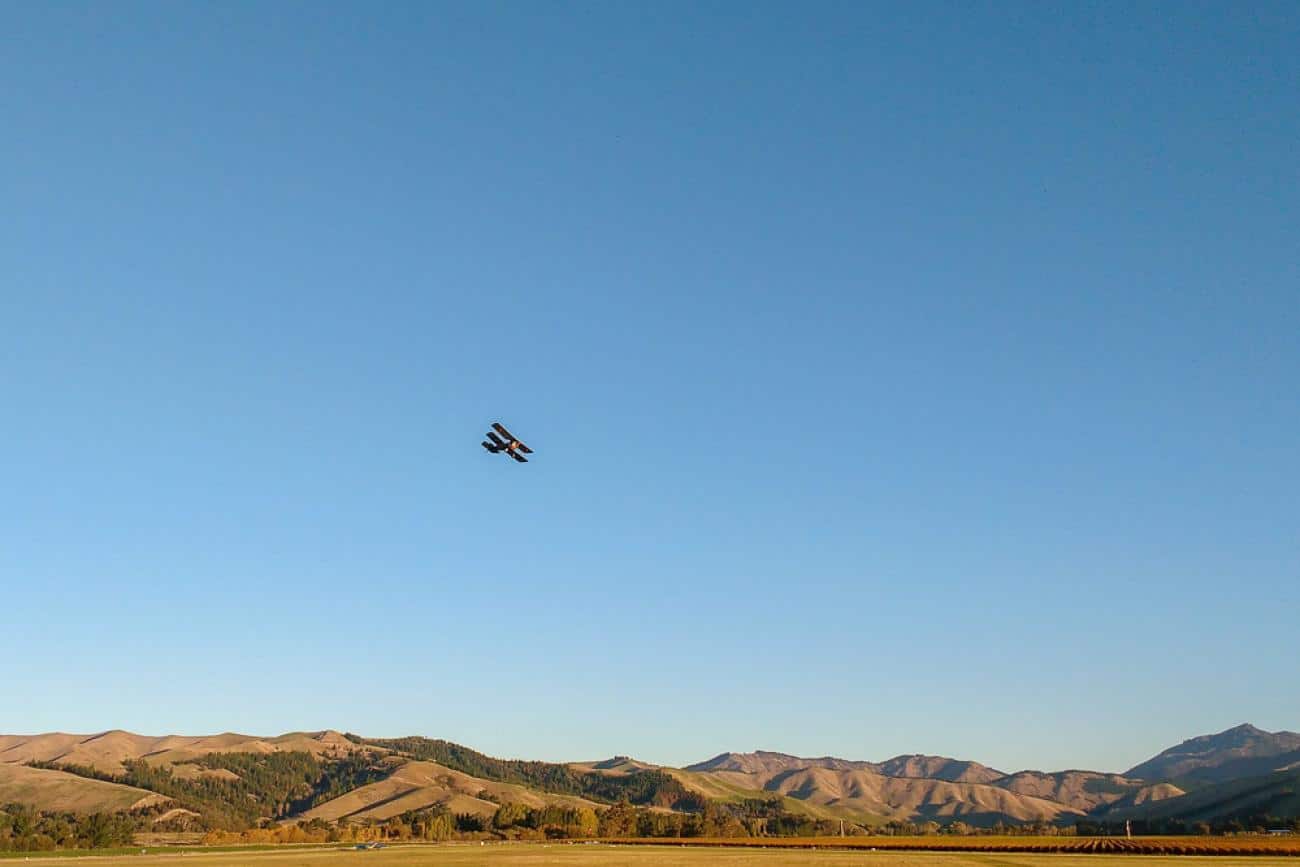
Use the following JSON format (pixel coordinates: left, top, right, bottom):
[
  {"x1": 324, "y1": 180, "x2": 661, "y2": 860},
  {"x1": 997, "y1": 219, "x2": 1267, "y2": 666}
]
[{"x1": 481, "y1": 422, "x2": 533, "y2": 463}]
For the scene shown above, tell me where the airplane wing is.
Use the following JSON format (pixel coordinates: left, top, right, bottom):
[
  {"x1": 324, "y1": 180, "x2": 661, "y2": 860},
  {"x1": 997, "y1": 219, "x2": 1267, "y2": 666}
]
[
  {"x1": 516, "y1": 442, "x2": 533, "y2": 454},
  {"x1": 486, "y1": 431, "x2": 507, "y2": 447},
  {"x1": 481, "y1": 441, "x2": 499, "y2": 453},
  {"x1": 509, "y1": 451, "x2": 528, "y2": 463},
  {"x1": 492, "y1": 422, "x2": 517, "y2": 442}
]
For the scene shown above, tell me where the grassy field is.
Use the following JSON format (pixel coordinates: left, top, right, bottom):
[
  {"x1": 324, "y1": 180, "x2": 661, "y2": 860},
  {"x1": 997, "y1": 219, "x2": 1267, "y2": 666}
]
[{"x1": 9, "y1": 842, "x2": 1300, "y2": 866}]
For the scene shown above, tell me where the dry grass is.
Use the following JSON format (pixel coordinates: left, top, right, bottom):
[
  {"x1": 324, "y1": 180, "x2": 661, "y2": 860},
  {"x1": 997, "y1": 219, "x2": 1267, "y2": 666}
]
[
  {"x1": 0, "y1": 730, "x2": 360, "y2": 775},
  {"x1": 670, "y1": 766, "x2": 1081, "y2": 825},
  {"x1": 0, "y1": 763, "x2": 164, "y2": 813},
  {"x1": 13, "y1": 841, "x2": 1300, "y2": 866},
  {"x1": 298, "y1": 761, "x2": 599, "y2": 824}
]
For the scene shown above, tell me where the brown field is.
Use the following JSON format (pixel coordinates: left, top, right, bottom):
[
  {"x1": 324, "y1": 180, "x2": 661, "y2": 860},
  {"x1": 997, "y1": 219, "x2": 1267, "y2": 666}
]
[
  {"x1": 12, "y1": 840, "x2": 1300, "y2": 865},
  {"x1": 607, "y1": 836, "x2": 1300, "y2": 856}
]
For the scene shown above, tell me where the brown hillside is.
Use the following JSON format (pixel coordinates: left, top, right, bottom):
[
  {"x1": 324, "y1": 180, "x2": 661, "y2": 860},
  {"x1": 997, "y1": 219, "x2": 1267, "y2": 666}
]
[
  {"x1": 994, "y1": 770, "x2": 1181, "y2": 813},
  {"x1": 0, "y1": 729, "x2": 361, "y2": 774},
  {"x1": 0, "y1": 762, "x2": 168, "y2": 813},
  {"x1": 299, "y1": 759, "x2": 599, "y2": 823},
  {"x1": 876, "y1": 755, "x2": 1004, "y2": 784},
  {"x1": 1129, "y1": 783, "x2": 1184, "y2": 805},
  {"x1": 1091, "y1": 782, "x2": 1187, "y2": 817},
  {"x1": 688, "y1": 765, "x2": 1080, "y2": 826},
  {"x1": 687, "y1": 751, "x2": 877, "y2": 775},
  {"x1": 780, "y1": 767, "x2": 1077, "y2": 823},
  {"x1": 687, "y1": 751, "x2": 1002, "y2": 785}
]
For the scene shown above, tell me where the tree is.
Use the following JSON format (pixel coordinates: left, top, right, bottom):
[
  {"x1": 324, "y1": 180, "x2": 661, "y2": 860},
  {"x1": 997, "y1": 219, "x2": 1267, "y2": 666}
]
[
  {"x1": 493, "y1": 802, "x2": 530, "y2": 829},
  {"x1": 572, "y1": 807, "x2": 598, "y2": 837},
  {"x1": 598, "y1": 801, "x2": 637, "y2": 837}
]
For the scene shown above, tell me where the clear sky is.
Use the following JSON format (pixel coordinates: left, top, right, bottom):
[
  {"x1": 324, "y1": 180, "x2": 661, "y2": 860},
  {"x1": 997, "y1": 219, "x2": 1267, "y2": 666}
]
[{"x1": 2, "y1": 1, "x2": 1296, "y2": 775}]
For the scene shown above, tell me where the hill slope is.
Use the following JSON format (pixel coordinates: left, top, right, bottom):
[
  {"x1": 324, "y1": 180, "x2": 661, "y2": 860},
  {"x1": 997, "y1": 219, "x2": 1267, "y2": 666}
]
[
  {"x1": 995, "y1": 770, "x2": 1183, "y2": 813},
  {"x1": 679, "y1": 752, "x2": 1178, "y2": 821},
  {"x1": 300, "y1": 759, "x2": 598, "y2": 823},
  {"x1": 877, "y1": 755, "x2": 1005, "y2": 784},
  {"x1": 686, "y1": 751, "x2": 1002, "y2": 783},
  {"x1": 687, "y1": 751, "x2": 879, "y2": 775},
  {"x1": 0, "y1": 762, "x2": 168, "y2": 813},
  {"x1": 0, "y1": 729, "x2": 357, "y2": 775},
  {"x1": 1126, "y1": 724, "x2": 1300, "y2": 786},
  {"x1": 677, "y1": 763, "x2": 1081, "y2": 826},
  {"x1": 1108, "y1": 768, "x2": 1300, "y2": 824}
]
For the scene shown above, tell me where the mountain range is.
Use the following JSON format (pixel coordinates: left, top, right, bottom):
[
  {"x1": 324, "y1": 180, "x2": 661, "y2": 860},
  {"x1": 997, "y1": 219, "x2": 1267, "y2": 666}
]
[{"x1": 2, "y1": 723, "x2": 1297, "y2": 831}]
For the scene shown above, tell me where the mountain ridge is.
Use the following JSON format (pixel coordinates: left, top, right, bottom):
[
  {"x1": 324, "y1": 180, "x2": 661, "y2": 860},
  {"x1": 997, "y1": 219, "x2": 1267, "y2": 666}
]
[
  {"x1": 1125, "y1": 724, "x2": 1300, "y2": 786},
  {"x1": 2, "y1": 723, "x2": 1294, "y2": 831}
]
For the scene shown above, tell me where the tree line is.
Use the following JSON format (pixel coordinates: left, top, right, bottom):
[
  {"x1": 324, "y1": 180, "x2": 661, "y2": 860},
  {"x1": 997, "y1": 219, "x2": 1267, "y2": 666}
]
[
  {"x1": 200, "y1": 799, "x2": 853, "y2": 846},
  {"x1": 1077, "y1": 816, "x2": 1300, "y2": 836},
  {"x1": 0, "y1": 803, "x2": 136, "y2": 852}
]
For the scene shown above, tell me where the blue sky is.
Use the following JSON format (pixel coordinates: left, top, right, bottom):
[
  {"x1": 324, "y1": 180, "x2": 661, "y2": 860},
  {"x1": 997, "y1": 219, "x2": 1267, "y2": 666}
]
[{"x1": 2, "y1": 1, "x2": 1296, "y2": 774}]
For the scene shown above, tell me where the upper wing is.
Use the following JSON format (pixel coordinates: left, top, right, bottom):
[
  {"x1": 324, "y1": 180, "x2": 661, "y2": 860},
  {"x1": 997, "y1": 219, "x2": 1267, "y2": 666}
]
[
  {"x1": 509, "y1": 451, "x2": 528, "y2": 463},
  {"x1": 492, "y1": 422, "x2": 517, "y2": 442},
  {"x1": 486, "y1": 431, "x2": 507, "y2": 447},
  {"x1": 516, "y1": 442, "x2": 533, "y2": 454}
]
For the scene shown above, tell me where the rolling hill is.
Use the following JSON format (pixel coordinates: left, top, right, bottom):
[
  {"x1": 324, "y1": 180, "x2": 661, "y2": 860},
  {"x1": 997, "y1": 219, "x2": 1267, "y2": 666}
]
[
  {"x1": 678, "y1": 759, "x2": 1080, "y2": 825},
  {"x1": 994, "y1": 770, "x2": 1182, "y2": 813},
  {"x1": 685, "y1": 750, "x2": 1003, "y2": 783},
  {"x1": 0, "y1": 729, "x2": 356, "y2": 775},
  {"x1": 0, "y1": 730, "x2": 380, "y2": 829},
  {"x1": 877, "y1": 755, "x2": 1005, "y2": 784},
  {"x1": 1, "y1": 722, "x2": 1294, "y2": 831},
  {"x1": 1090, "y1": 782, "x2": 1188, "y2": 818},
  {"x1": 687, "y1": 751, "x2": 878, "y2": 775},
  {"x1": 1125, "y1": 724, "x2": 1300, "y2": 787},
  {"x1": 1105, "y1": 768, "x2": 1300, "y2": 825},
  {"x1": 570, "y1": 756, "x2": 659, "y2": 776},
  {"x1": 298, "y1": 758, "x2": 598, "y2": 823},
  {"x1": 0, "y1": 762, "x2": 168, "y2": 814},
  {"x1": 681, "y1": 751, "x2": 1176, "y2": 821}
]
